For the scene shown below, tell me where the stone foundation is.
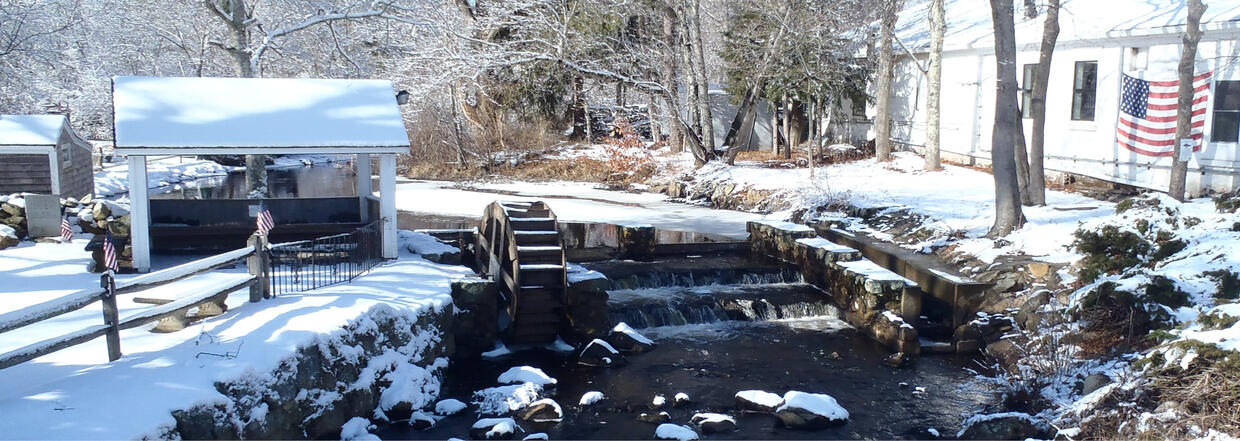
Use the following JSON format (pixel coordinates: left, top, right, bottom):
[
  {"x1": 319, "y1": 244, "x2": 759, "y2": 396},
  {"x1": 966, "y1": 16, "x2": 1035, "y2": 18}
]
[{"x1": 748, "y1": 221, "x2": 920, "y2": 355}]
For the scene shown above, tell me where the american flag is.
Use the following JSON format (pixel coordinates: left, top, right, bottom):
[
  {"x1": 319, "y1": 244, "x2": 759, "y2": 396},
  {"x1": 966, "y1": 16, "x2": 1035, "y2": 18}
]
[
  {"x1": 60, "y1": 217, "x2": 73, "y2": 242},
  {"x1": 102, "y1": 234, "x2": 118, "y2": 273},
  {"x1": 1118, "y1": 72, "x2": 1212, "y2": 157},
  {"x1": 256, "y1": 209, "x2": 274, "y2": 236}
]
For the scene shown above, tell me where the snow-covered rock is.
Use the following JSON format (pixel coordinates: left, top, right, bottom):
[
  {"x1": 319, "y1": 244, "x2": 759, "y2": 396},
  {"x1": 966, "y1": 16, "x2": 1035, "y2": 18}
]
[
  {"x1": 517, "y1": 398, "x2": 563, "y2": 423},
  {"x1": 497, "y1": 366, "x2": 558, "y2": 387},
  {"x1": 673, "y1": 392, "x2": 690, "y2": 407},
  {"x1": 578, "y1": 338, "x2": 625, "y2": 367},
  {"x1": 522, "y1": 433, "x2": 549, "y2": 440},
  {"x1": 654, "y1": 423, "x2": 699, "y2": 440},
  {"x1": 691, "y1": 413, "x2": 737, "y2": 434},
  {"x1": 735, "y1": 390, "x2": 784, "y2": 412},
  {"x1": 606, "y1": 322, "x2": 656, "y2": 353},
  {"x1": 473, "y1": 382, "x2": 544, "y2": 415},
  {"x1": 471, "y1": 417, "x2": 522, "y2": 440},
  {"x1": 956, "y1": 412, "x2": 1043, "y2": 440},
  {"x1": 651, "y1": 394, "x2": 667, "y2": 408},
  {"x1": 0, "y1": 224, "x2": 18, "y2": 250},
  {"x1": 638, "y1": 411, "x2": 671, "y2": 424},
  {"x1": 579, "y1": 391, "x2": 605, "y2": 406},
  {"x1": 398, "y1": 230, "x2": 461, "y2": 264},
  {"x1": 408, "y1": 411, "x2": 438, "y2": 430},
  {"x1": 340, "y1": 417, "x2": 381, "y2": 441},
  {"x1": 774, "y1": 391, "x2": 849, "y2": 429},
  {"x1": 435, "y1": 398, "x2": 468, "y2": 416}
]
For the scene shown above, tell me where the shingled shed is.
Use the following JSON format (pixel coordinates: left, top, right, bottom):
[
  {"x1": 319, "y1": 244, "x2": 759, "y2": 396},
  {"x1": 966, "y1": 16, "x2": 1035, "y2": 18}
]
[{"x1": 0, "y1": 115, "x2": 94, "y2": 199}]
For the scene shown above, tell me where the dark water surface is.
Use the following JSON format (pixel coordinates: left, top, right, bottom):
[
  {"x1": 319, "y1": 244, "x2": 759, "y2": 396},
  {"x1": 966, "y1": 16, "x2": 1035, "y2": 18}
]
[{"x1": 378, "y1": 284, "x2": 993, "y2": 440}]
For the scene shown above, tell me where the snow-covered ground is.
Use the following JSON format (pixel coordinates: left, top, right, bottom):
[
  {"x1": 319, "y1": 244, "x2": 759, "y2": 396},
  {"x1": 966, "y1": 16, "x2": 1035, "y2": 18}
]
[
  {"x1": 394, "y1": 180, "x2": 769, "y2": 238},
  {"x1": 0, "y1": 240, "x2": 473, "y2": 439}
]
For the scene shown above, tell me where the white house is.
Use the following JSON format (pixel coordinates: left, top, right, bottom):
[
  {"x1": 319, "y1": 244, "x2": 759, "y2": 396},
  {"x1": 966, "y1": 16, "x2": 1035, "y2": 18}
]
[{"x1": 879, "y1": 0, "x2": 1240, "y2": 196}]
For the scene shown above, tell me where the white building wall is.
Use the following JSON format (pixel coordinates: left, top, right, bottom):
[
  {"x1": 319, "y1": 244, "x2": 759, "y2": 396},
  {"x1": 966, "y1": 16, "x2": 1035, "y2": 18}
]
[{"x1": 882, "y1": 31, "x2": 1240, "y2": 196}]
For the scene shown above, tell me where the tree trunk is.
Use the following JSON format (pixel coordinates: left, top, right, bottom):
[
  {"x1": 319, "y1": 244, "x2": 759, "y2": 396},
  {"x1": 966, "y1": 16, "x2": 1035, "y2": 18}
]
[
  {"x1": 925, "y1": 0, "x2": 945, "y2": 170},
  {"x1": 661, "y1": 2, "x2": 684, "y2": 153},
  {"x1": 691, "y1": 0, "x2": 715, "y2": 152},
  {"x1": 650, "y1": 95, "x2": 663, "y2": 143},
  {"x1": 449, "y1": 84, "x2": 467, "y2": 168},
  {"x1": 874, "y1": 0, "x2": 900, "y2": 161},
  {"x1": 1015, "y1": 107, "x2": 1032, "y2": 205},
  {"x1": 783, "y1": 96, "x2": 793, "y2": 159},
  {"x1": 1027, "y1": 0, "x2": 1058, "y2": 206},
  {"x1": 724, "y1": 87, "x2": 761, "y2": 164},
  {"x1": 771, "y1": 97, "x2": 781, "y2": 155},
  {"x1": 1169, "y1": 0, "x2": 1206, "y2": 201},
  {"x1": 987, "y1": 0, "x2": 1025, "y2": 237}
]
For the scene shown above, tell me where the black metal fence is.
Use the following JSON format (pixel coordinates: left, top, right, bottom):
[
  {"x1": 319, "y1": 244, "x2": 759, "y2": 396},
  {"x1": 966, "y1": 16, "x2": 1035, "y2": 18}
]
[{"x1": 267, "y1": 220, "x2": 383, "y2": 296}]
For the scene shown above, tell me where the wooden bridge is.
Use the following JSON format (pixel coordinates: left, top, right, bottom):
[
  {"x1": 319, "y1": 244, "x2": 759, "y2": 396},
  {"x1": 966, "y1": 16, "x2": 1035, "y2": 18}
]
[{"x1": 475, "y1": 201, "x2": 568, "y2": 345}]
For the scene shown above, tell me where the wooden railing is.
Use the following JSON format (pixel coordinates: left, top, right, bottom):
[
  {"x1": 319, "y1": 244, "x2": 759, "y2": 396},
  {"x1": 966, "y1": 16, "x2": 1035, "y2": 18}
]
[{"x1": 0, "y1": 237, "x2": 271, "y2": 370}]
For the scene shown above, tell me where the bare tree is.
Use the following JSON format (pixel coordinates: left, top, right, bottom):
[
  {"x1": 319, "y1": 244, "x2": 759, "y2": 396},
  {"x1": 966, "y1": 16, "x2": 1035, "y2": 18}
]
[
  {"x1": 690, "y1": 0, "x2": 715, "y2": 152},
  {"x1": 1169, "y1": 0, "x2": 1207, "y2": 201},
  {"x1": 660, "y1": 1, "x2": 684, "y2": 153},
  {"x1": 988, "y1": 0, "x2": 1024, "y2": 236},
  {"x1": 924, "y1": 0, "x2": 944, "y2": 170},
  {"x1": 1026, "y1": 0, "x2": 1058, "y2": 206},
  {"x1": 874, "y1": 0, "x2": 900, "y2": 162}
]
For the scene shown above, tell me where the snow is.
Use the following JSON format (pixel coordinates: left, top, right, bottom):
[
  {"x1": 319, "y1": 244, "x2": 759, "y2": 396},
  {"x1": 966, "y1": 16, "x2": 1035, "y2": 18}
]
[
  {"x1": 497, "y1": 366, "x2": 557, "y2": 387},
  {"x1": 472, "y1": 382, "x2": 543, "y2": 415},
  {"x1": 581, "y1": 338, "x2": 619, "y2": 356},
  {"x1": 579, "y1": 391, "x2": 604, "y2": 405},
  {"x1": 435, "y1": 398, "x2": 467, "y2": 416},
  {"x1": 481, "y1": 341, "x2": 512, "y2": 358},
  {"x1": 0, "y1": 115, "x2": 65, "y2": 146},
  {"x1": 566, "y1": 264, "x2": 606, "y2": 284},
  {"x1": 777, "y1": 391, "x2": 849, "y2": 421},
  {"x1": 394, "y1": 180, "x2": 765, "y2": 239},
  {"x1": 957, "y1": 412, "x2": 1037, "y2": 438},
  {"x1": 398, "y1": 230, "x2": 458, "y2": 256},
  {"x1": 675, "y1": 392, "x2": 690, "y2": 403},
  {"x1": 523, "y1": 433, "x2": 549, "y2": 440},
  {"x1": 652, "y1": 394, "x2": 667, "y2": 407},
  {"x1": 735, "y1": 390, "x2": 784, "y2": 408},
  {"x1": 928, "y1": 427, "x2": 940, "y2": 437},
  {"x1": 795, "y1": 237, "x2": 857, "y2": 254},
  {"x1": 753, "y1": 220, "x2": 814, "y2": 233},
  {"x1": 612, "y1": 322, "x2": 654, "y2": 345},
  {"x1": 690, "y1": 412, "x2": 735, "y2": 425},
  {"x1": 0, "y1": 243, "x2": 475, "y2": 439},
  {"x1": 340, "y1": 417, "x2": 381, "y2": 441},
  {"x1": 112, "y1": 76, "x2": 409, "y2": 149},
  {"x1": 838, "y1": 260, "x2": 916, "y2": 284},
  {"x1": 0, "y1": 225, "x2": 14, "y2": 240},
  {"x1": 655, "y1": 423, "x2": 699, "y2": 441},
  {"x1": 524, "y1": 398, "x2": 563, "y2": 422}
]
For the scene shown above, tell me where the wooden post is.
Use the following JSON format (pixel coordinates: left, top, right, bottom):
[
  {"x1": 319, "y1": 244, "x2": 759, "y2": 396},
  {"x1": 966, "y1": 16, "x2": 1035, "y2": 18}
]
[
  {"x1": 100, "y1": 274, "x2": 121, "y2": 362},
  {"x1": 247, "y1": 234, "x2": 269, "y2": 302}
]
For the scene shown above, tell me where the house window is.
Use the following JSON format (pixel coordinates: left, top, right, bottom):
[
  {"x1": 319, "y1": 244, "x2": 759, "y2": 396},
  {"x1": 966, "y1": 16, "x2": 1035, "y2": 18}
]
[
  {"x1": 1072, "y1": 61, "x2": 1098, "y2": 121},
  {"x1": 1211, "y1": 80, "x2": 1240, "y2": 142},
  {"x1": 1021, "y1": 63, "x2": 1038, "y2": 118}
]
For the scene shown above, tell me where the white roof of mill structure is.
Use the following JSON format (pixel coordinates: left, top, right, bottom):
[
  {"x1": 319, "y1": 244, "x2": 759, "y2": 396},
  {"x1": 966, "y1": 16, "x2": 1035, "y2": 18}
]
[{"x1": 0, "y1": 115, "x2": 69, "y2": 146}]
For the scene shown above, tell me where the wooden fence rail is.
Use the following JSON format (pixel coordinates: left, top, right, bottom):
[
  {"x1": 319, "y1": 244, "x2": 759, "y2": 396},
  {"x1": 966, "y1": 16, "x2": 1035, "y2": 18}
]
[{"x1": 0, "y1": 236, "x2": 270, "y2": 371}]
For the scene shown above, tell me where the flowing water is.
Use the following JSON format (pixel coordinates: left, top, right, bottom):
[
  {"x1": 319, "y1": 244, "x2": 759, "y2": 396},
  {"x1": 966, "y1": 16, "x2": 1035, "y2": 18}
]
[{"x1": 378, "y1": 263, "x2": 995, "y2": 440}]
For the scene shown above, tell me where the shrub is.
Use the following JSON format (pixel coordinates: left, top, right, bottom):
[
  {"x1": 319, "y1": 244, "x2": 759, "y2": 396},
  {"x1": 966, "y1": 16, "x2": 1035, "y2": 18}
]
[
  {"x1": 1073, "y1": 225, "x2": 1150, "y2": 283},
  {"x1": 1203, "y1": 270, "x2": 1240, "y2": 300}
]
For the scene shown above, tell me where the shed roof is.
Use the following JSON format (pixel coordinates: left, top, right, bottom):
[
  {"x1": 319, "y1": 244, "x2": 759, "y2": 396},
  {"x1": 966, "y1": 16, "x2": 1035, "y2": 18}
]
[
  {"x1": 112, "y1": 76, "x2": 410, "y2": 155},
  {"x1": 897, "y1": 0, "x2": 1240, "y2": 54},
  {"x1": 0, "y1": 115, "x2": 67, "y2": 146}
]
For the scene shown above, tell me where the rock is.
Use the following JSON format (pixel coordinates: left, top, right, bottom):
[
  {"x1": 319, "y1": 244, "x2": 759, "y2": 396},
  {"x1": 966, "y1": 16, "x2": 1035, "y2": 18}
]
[
  {"x1": 517, "y1": 398, "x2": 563, "y2": 423},
  {"x1": 0, "y1": 225, "x2": 19, "y2": 250},
  {"x1": 650, "y1": 394, "x2": 666, "y2": 409},
  {"x1": 958, "y1": 413, "x2": 1042, "y2": 440},
  {"x1": 522, "y1": 433, "x2": 549, "y2": 440},
  {"x1": 577, "y1": 339, "x2": 625, "y2": 367},
  {"x1": 579, "y1": 391, "x2": 604, "y2": 406},
  {"x1": 673, "y1": 392, "x2": 690, "y2": 407},
  {"x1": 451, "y1": 280, "x2": 500, "y2": 357},
  {"x1": 498, "y1": 366, "x2": 557, "y2": 387},
  {"x1": 654, "y1": 423, "x2": 698, "y2": 441},
  {"x1": 691, "y1": 413, "x2": 737, "y2": 434},
  {"x1": 1082, "y1": 374, "x2": 1112, "y2": 396},
  {"x1": 883, "y1": 352, "x2": 910, "y2": 368},
  {"x1": 340, "y1": 417, "x2": 379, "y2": 441},
  {"x1": 409, "y1": 411, "x2": 437, "y2": 430},
  {"x1": 470, "y1": 417, "x2": 521, "y2": 440},
  {"x1": 735, "y1": 390, "x2": 783, "y2": 413},
  {"x1": 605, "y1": 322, "x2": 656, "y2": 353},
  {"x1": 638, "y1": 412, "x2": 671, "y2": 424},
  {"x1": 436, "y1": 398, "x2": 468, "y2": 416},
  {"x1": 1016, "y1": 291, "x2": 1052, "y2": 331},
  {"x1": 774, "y1": 391, "x2": 849, "y2": 430}
]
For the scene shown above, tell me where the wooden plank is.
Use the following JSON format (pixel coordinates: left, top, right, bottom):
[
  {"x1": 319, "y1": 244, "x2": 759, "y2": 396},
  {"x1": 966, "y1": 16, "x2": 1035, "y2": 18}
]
[
  {"x1": 118, "y1": 276, "x2": 254, "y2": 331},
  {"x1": 115, "y1": 247, "x2": 253, "y2": 295},
  {"x1": 0, "y1": 324, "x2": 110, "y2": 370},
  {"x1": 0, "y1": 287, "x2": 105, "y2": 334}
]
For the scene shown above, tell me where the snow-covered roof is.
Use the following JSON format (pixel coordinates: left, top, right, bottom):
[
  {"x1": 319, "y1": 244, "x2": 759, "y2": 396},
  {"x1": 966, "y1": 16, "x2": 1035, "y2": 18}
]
[
  {"x1": 897, "y1": 0, "x2": 1240, "y2": 54},
  {"x1": 112, "y1": 76, "x2": 410, "y2": 154},
  {"x1": 0, "y1": 115, "x2": 66, "y2": 146}
]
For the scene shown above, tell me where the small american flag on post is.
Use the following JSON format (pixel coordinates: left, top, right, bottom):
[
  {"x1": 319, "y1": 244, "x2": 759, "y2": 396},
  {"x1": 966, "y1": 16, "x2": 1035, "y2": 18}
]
[
  {"x1": 60, "y1": 216, "x2": 73, "y2": 242},
  {"x1": 102, "y1": 234, "x2": 118, "y2": 273},
  {"x1": 1117, "y1": 72, "x2": 1213, "y2": 157},
  {"x1": 257, "y1": 209, "x2": 274, "y2": 236}
]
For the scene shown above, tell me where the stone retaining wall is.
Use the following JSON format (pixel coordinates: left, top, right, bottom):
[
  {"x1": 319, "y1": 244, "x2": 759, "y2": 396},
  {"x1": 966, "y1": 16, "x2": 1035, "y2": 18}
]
[{"x1": 748, "y1": 221, "x2": 919, "y2": 355}]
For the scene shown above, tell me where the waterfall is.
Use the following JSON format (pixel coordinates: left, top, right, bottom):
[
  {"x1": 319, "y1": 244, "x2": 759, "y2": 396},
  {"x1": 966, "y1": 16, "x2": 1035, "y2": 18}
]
[{"x1": 607, "y1": 284, "x2": 841, "y2": 329}]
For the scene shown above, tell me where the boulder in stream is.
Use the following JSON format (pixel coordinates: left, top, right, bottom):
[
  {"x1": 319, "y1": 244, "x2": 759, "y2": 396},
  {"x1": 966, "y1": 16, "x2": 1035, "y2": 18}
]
[
  {"x1": 579, "y1": 391, "x2": 605, "y2": 406},
  {"x1": 470, "y1": 417, "x2": 522, "y2": 440},
  {"x1": 606, "y1": 322, "x2": 656, "y2": 353},
  {"x1": 774, "y1": 391, "x2": 849, "y2": 430},
  {"x1": 673, "y1": 392, "x2": 691, "y2": 407},
  {"x1": 691, "y1": 413, "x2": 737, "y2": 434},
  {"x1": 498, "y1": 366, "x2": 558, "y2": 387},
  {"x1": 957, "y1": 412, "x2": 1044, "y2": 440},
  {"x1": 517, "y1": 398, "x2": 563, "y2": 423},
  {"x1": 638, "y1": 411, "x2": 671, "y2": 424},
  {"x1": 409, "y1": 411, "x2": 438, "y2": 430},
  {"x1": 734, "y1": 390, "x2": 784, "y2": 413},
  {"x1": 654, "y1": 423, "x2": 699, "y2": 441},
  {"x1": 577, "y1": 338, "x2": 626, "y2": 367},
  {"x1": 435, "y1": 398, "x2": 468, "y2": 416}
]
